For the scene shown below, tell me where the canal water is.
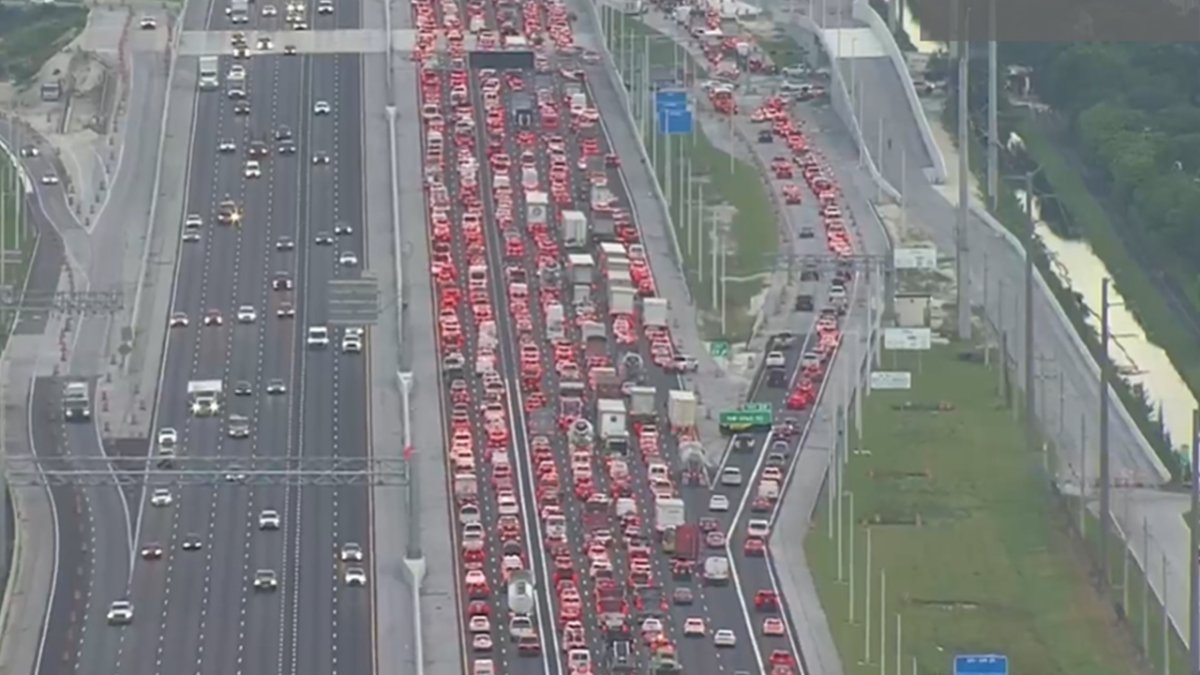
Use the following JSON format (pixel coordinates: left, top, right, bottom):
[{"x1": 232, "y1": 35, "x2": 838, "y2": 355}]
[{"x1": 899, "y1": 7, "x2": 1197, "y2": 453}]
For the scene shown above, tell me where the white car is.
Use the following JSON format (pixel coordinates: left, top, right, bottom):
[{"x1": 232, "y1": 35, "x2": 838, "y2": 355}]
[
  {"x1": 261, "y1": 3, "x2": 277, "y2": 14},
  {"x1": 150, "y1": 489, "x2": 173, "y2": 507},
  {"x1": 253, "y1": 569, "x2": 279, "y2": 590},
  {"x1": 169, "y1": 312, "x2": 189, "y2": 327},
  {"x1": 227, "y1": 64, "x2": 246, "y2": 80},
  {"x1": 244, "y1": 160, "x2": 262, "y2": 178},
  {"x1": 203, "y1": 310, "x2": 224, "y2": 326},
  {"x1": 341, "y1": 336, "x2": 362, "y2": 354},
  {"x1": 139, "y1": 15, "x2": 157, "y2": 28},
  {"x1": 183, "y1": 229, "x2": 201, "y2": 243},
  {"x1": 713, "y1": 629, "x2": 737, "y2": 648},
  {"x1": 185, "y1": 213, "x2": 203, "y2": 228},
  {"x1": 259, "y1": 509, "x2": 281, "y2": 529},
  {"x1": 765, "y1": 350, "x2": 786, "y2": 368},
  {"x1": 257, "y1": 36, "x2": 273, "y2": 50},
  {"x1": 218, "y1": 139, "x2": 237, "y2": 153},
  {"x1": 340, "y1": 542, "x2": 364, "y2": 562},
  {"x1": 338, "y1": 251, "x2": 358, "y2": 267},
  {"x1": 157, "y1": 427, "x2": 178, "y2": 447},
  {"x1": 316, "y1": 0, "x2": 333, "y2": 13},
  {"x1": 708, "y1": 494, "x2": 730, "y2": 512},
  {"x1": 313, "y1": 100, "x2": 331, "y2": 115},
  {"x1": 40, "y1": 173, "x2": 59, "y2": 186},
  {"x1": 106, "y1": 600, "x2": 134, "y2": 624},
  {"x1": 306, "y1": 325, "x2": 329, "y2": 347},
  {"x1": 468, "y1": 615, "x2": 491, "y2": 633},
  {"x1": 683, "y1": 617, "x2": 706, "y2": 637},
  {"x1": 747, "y1": 518, "x2": 771, "y2": 538},
  {"x1": 720, "y1": 467, "x2": 743, "y2": 486},
  {"x1": 236, "y1": 305, "x2": 258, "y2": 323},
  {"x1": 344, "y1": 566, "x2": 367, "y2": 586}
]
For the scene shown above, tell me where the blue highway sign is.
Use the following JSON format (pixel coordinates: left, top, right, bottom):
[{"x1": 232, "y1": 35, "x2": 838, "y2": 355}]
[
  {"x1": 655, "y1": 89, "x2": 688, "y2": 111},
  {"x1": 657, "y1": 108, "x2": 693, "y2": 135},
  {"x1": 953, "y1": 654, "x2": 1008, "y2": 675}
]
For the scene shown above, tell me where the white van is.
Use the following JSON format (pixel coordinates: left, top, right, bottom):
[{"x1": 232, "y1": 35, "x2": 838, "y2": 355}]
[{"x1": 306, "y1": 326, "x2": 329, "y2": 348}]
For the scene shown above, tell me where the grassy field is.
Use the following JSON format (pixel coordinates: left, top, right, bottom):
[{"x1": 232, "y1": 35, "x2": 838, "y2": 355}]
[
  {"x1": 603, "y1": 11, "x2": 780, "y2": 342},
  {"x1": 0, "y1": 5, "x2": 88, "y2": 84},
  {"x1": 806, "y1": 343, "x2": 1152, "y2": 675}
]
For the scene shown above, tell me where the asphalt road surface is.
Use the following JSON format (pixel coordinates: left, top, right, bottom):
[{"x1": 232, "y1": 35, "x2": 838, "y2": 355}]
[{"x1": 32, "y1": 0, "x2": 376, "y2": 673}]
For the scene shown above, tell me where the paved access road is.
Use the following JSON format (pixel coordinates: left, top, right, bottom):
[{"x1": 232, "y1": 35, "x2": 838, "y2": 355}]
[{"x1": 29, "y1": 0, "x2": 377, "y2": 674}]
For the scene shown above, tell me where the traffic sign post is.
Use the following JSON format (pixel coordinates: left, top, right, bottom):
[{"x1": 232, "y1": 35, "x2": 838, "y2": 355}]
[
  {"x1": 654, "y1": 89, "x2": 692, "y2": 136},
  {"x1": 953, "y1": 654, "x2": 1008, "y2": 675},
  {"x1": 718, "y1": 409, "x2": 773, "y2": 433},
  {"x1": 709, "y1": 340, "x2": 730, "y2": 358}
]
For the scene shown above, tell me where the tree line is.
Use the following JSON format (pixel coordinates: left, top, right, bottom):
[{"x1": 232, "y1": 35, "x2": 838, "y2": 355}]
[{"x1": 1000, "y1": 44, "x2": 1200, "y2": 257}]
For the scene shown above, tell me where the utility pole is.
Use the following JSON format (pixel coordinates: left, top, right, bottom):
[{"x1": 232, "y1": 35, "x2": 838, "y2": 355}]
[
  {"x1": 955, "y1": 24, "x2": 971, "y2": 341},
  {"x1": 1099, "y1": 278, "x2": 1112, "y2": 586},
  {"x1": 1190, "y1": 408, "x2": 1199, "y2": 675},
  {"x1": 987, "y1": 0, "x2": 999, "y2": 210},
  {"x1": 1023, "y1": 172, "x2": 1036, "y2": 457}
]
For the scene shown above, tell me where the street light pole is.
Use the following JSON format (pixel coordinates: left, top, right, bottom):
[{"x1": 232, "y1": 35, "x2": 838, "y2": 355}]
[
  {"x1": 1099, "y1": 278, "x2": 1112, "y2": 586},
  {"x1": 1189, "y1": 408, "x2": 1199, "y2": 675},
  {"x1": 1023, "y1": 172, "x2": 1036, "y2": 459},
  {"x1": 399, "y1": 371, "x2": 419, "y2": 560}
]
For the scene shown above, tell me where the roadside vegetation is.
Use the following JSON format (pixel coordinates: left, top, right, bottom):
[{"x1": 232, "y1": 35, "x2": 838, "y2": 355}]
[
  {"x1": 883, "y1": 1, "x2": 1195, "y2": 479},
  {"x1": 604, "y1": 14, "x2": 781, "y2": 342},
  {"x1": 0, "y1": 4, "x2": 89, "y2": 84},
  {"x1": 808, "y1": 343, "x2": 1155, "y2": 675}
]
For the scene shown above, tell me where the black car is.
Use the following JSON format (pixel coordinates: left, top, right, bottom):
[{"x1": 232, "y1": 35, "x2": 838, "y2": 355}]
[
  {"x1": 181, "y1": 534, "x2": 203, "y2": 551},
  {"x1": 275, "y1": 126, "x2": 293, "y2": 140},
  {"x1": 275, "y1": 236, "x2": 295, "y2": 250},
  {"x1": 234, "y1": 102, "x2": 251, "y2": 115},
  {"x1": 732, "y1": 434, "x2": 756, "y2": 453},
  {"x1": 272, "y1": 273, "x2": 293, "y2": 290},
  {"x1": 248, "y1": 141, "x2": 270, "y2": 157},
  {"x1": 19, "y1": 145, "x2": 39, "y2": 157},
  {"x1": 140, "y1": 543, "x2": 164, "y2": 559},
  {"x1": 277, "y1": 142, "x2": 297, "y2": 155},
  {"x1": 671, "y1": 586, "x2": 694, "y2": 605},
  {"x1": 234, "y1": 380, "x2": 253, "y2": 396}
]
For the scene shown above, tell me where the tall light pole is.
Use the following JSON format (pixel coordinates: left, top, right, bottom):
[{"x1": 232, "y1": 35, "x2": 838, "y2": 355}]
[
  {"x1": 954, "y1": 14, "x2": 971, "y2": 341},
  {"x1": 398, "y1": 371, "x2": 419, "y2": 560},
  {"x1": 986, "y1": 0, "x2": 999, "y2": 210},
  {"x1": 1099, "y1": 278, "x2": 1112, "y2": 585},
  {"x1": 1190, "y1": 408, "x2": 1199, "y2": 675}
]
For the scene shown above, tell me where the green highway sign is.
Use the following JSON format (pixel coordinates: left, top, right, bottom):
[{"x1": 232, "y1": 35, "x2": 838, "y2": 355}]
[
  {"x1": 709, "y1": 341, "x2": 730, "y2": 358},
  {"x1": 718, "y1": 409, "x2": 773, "y2": 433},
  {"x1": 743, "y1": 402, "x2": 771, "y2": 413}
]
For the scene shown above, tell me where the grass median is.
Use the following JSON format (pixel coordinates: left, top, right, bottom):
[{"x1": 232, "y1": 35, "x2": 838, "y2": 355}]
[
  {"x1": 806, "y1": 343, "x2": 1149, "y2": 675},
  {"x1": 604, "y1": 11, "x2": 780, "y2": 342}
]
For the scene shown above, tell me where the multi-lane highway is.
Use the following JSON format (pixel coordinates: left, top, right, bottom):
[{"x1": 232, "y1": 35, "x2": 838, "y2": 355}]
[
  {"x1": 410, "y1": 0, "x2": 851, "y2": 668},
  {"x1": 33, "y1": 0, "x2": 376, "y2": 673}
]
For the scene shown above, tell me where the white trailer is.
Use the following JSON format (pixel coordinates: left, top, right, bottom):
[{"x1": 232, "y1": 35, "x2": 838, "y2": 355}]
[
  {"x1": 527, "y1": 191, "x2": 548, "y2": 227},
  {"x1": 561, "y1": 209, "x2": 588, "y2": 248},
  {"x1": 597, "y1": 398, "x2": 629, "y2": 452},
  {"x1": 544, "y1": 302, "x2": 565, "y2": 340},
  {"x1": 567, "y1": 253, "x2": 595, "y2": 285},
  {"x1": 643, "y1": 297, "x2": 669, "y2": 328},
  {"x1": 609, "y1": 286, "x2": 636, "y2": 315},
  {"x1": 627, "y1": 386, "x2": 657, "y2": 419},
  {"x1": 508, "y1": 570, "x2": 536, "y2": 615},
  {"x1": 607, "y1": 268, "x2": 633, "y2": 290},
  {"x1": 654, "y1": 496, "x2": 686, "y2": 532},
  {"x1": 668, "y1": 390, "x2": 697, "y2": 428}
]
